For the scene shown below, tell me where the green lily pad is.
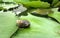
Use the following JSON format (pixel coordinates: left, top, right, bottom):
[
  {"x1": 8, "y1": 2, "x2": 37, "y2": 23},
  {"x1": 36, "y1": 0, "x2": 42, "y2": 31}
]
[
  {"x1": 14, "y1": 0, "x2": 30, "y2": 3},
  {"x1": 48, "y1": 12, "x2": 60, "y2": 23},
  {"x1": 0, "y1": 11, "x2": 18, "y2": 38},
  {"x1": 12, "y1": 13, "x2": 60, "y2": 38},
  {"x1": 48, "y1": 8, "x2": 60, "y2": 23},
  {"x1": 53, "y1": 1, "x2": 60, "y2": 7},
  {"x1": 0, "y1": 3, "x2": 18, "y2": 10},
  {"x1": 0, "y1": 0, "x2": 2, "y2": 2},
  {"x1": 2, "y1": 0, "x2": 13, "y2": 2},
  {"x1": 52, "y1": 0, "x2": 59, "y2": 6},
  {"x1": 14, "y1": 0, "x2": 50, "y2": 8}
]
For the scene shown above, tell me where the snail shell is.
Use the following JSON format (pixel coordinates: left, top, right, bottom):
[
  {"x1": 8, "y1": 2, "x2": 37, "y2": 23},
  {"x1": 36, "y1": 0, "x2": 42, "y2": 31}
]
[{"x1": 16, "y1": 20, "x2": 30, "y2": 28}]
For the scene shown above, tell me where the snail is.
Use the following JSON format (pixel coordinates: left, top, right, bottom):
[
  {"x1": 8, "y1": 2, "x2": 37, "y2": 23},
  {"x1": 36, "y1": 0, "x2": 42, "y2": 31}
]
[{"x1": 16, "y1": 20, "x2": 30, "y2": 28}]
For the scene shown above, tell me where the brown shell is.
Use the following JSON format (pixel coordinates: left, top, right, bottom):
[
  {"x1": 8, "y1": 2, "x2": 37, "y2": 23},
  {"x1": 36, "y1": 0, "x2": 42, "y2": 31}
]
[{"x1": 16, "y1": 20, "x2": 30, "y2": 28}]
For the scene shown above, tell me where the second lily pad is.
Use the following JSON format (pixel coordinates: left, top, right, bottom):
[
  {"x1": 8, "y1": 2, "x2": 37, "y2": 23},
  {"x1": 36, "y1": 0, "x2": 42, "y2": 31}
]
[
  {"x1": 0, "y1": 11, "x2": 18, "y2": 38},
  {"x1": 12, "y1": 13, "x2": 60, "y2": 38}
]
